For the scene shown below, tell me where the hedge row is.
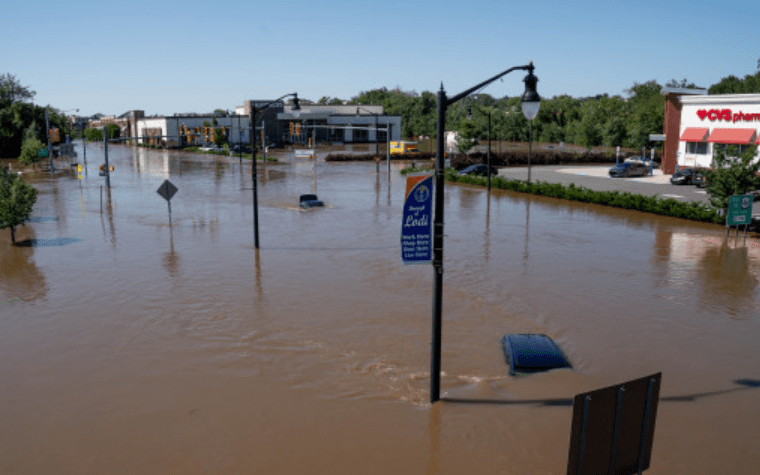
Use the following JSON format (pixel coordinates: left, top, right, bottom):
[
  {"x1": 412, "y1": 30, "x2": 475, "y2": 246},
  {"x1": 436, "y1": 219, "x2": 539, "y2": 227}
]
[
  {"x1": 450, "y1": 149, "x2": 658, "y2": 169},
  {"x1": 446, "y1": 169, "x2": 723, "y2": 225},
  {"x1": 325, "y1": 152, "x2": 434, "y2": 162},
  {"x1": 325, "y1": 149, "x2": 653, "y2": 168}
]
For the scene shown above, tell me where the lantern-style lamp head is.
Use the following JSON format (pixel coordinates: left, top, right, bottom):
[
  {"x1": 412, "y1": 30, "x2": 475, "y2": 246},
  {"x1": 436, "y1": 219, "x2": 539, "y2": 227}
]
[
  {"x1": 291, "y1": 93, "x2": 301, "y2": 118},
  {"x1": 520, "y1": 64, "x2": 541, "y2": 121}
]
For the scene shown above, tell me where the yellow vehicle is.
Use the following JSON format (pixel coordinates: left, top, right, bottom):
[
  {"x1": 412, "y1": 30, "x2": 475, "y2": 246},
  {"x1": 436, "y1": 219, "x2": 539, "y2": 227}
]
[{"x1": 390, "y1": 141, "x2": 420, "y2": 154}]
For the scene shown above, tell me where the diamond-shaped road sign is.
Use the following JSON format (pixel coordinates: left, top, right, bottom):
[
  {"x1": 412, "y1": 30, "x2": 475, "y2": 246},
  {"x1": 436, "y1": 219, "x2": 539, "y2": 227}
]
[{"x1": 157, "y1": 179, "x2": 178, "y2": 202}]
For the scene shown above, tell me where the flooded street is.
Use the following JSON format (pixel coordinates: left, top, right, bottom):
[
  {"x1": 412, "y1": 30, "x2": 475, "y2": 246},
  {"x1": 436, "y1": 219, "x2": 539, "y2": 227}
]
[{"x1": 2, "y1": 143, "x2": 760, "y2": 474}]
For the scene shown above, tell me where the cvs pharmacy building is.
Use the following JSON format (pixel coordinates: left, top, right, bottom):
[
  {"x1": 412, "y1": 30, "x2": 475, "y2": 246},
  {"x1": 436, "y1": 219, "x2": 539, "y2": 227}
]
[{"x1": 663, "y1": 89, "x2": 760, "y2": 173}]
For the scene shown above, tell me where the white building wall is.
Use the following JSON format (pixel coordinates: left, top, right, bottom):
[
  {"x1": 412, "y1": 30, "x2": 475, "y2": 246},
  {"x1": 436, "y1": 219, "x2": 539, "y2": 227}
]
[
  {"x1": 679, "y1": 94, "x2": 760, "y2": 169},
  {"x1": 136, "y1": 116, "x2": 251, "y2": 146}
]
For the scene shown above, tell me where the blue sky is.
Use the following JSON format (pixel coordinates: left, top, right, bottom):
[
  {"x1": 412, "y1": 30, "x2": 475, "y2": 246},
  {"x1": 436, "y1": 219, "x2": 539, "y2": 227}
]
[{"x1": 2, "y1": 0, "x2": 758, "y2": 116}]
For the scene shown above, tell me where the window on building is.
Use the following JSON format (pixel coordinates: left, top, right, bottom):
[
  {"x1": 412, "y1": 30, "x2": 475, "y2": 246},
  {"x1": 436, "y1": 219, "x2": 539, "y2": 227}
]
[
  {"x1": 686, "y1": 142, "x2": 708, "y2": 154},
  {"x1": 353, "y1": 125, "x2": 368, "y2": 142}
]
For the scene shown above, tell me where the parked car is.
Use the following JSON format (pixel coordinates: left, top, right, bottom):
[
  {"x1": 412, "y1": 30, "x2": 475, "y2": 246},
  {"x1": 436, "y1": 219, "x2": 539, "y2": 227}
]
[
  {"x1": 691, "y1": 172, "x2": 706, "y2": 188},
  {"x1": 608, "y1": 162, "x2": 649, "y2": 178},
  {"x1": 670, "y1": 168, "x2": 701, "y2": 185},
  {"x1": 299, "y1": 194, "x2": 324, "y2": 209},
  {"x1": 624, "y1": 156, "x2": 659, "y2": 169},
  {"x1": 459, "y1": 164, "x2": 498, "y2": 177}
]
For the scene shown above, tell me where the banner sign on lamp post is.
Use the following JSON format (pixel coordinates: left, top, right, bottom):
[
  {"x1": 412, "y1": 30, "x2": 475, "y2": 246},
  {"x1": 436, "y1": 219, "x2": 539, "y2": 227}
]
[{"x1": 401, "y1": 175, "x2": 433, "y2": 264}]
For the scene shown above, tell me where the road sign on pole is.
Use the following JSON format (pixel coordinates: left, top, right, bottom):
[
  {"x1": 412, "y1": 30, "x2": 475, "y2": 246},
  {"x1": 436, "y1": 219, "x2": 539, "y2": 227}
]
[
  {"x1": 157, "y1": 179, "x2": 178, "y2": 225},
  {"x1": 727, "y1": 194, "x2": 752, "y2": 227}
]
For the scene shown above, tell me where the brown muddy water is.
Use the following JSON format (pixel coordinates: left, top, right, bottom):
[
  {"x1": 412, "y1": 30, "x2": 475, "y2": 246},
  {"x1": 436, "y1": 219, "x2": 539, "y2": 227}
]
[{"x1": 2, "y1": 144, "x2": 760, "y2": 474}]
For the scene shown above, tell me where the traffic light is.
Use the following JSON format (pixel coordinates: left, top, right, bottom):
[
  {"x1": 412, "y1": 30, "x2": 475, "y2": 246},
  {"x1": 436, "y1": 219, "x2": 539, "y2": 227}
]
[
  {"x1": 48, "y1": 129, "x2": 53, "y2": 143},
  {"x1": 295, "y1": 123, "x2": 301, "y2": 135},
  {"x1": 54, "y1": 129, "x2": 60, "y2": 143},
  {"x1": 109, "y1": 166, "x2": 114, "y2": 172},
  {"x1": 289, "y1": 122, "x2": 294, "y2": 135},
  {"x1": 260, "y1": 130, "x2": 265, "y2": 144}
]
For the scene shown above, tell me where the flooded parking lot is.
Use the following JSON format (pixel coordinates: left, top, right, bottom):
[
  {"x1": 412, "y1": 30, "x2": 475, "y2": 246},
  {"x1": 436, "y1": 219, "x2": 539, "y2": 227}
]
[{"x1": 2, "y1": 144, "x2": 760, "y2": 474}]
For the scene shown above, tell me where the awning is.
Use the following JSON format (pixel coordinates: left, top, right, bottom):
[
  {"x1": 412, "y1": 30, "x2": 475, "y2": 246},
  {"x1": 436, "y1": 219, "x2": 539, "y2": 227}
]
[
  {"x1": 706, "y1": 128, "x2": 756, "y2": 144},
  {"x1": 679, "y1": 127, "x2": 709, "y2": 142}
]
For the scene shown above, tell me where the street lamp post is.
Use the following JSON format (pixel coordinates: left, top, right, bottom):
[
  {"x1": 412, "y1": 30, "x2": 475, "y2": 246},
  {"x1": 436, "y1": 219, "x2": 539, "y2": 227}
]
[
  {"x1": 251, "y1": 93, "x2": 300, "y2": 249},
  {"x1": 431, "y1": 63, "x2": 540, "y2": 403}
]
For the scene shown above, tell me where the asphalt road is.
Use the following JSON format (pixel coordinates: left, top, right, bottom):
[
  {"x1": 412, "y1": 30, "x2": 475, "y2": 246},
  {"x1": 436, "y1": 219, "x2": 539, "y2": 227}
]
[{"x1": 497, "y1": 165, "x2": 711, "y2": 204}]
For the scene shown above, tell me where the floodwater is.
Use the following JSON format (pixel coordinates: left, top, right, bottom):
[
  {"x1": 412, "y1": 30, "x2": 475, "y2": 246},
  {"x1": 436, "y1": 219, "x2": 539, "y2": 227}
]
[{"x1": 2, "y1": 143, "x2": 760, "y2": 474}]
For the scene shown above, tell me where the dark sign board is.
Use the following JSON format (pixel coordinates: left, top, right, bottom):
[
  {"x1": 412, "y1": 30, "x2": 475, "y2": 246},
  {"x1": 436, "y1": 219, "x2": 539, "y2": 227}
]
[
  {"x1": 567, "y1": 373, "x2": 661, "y2": 475},
  {"x1": 401, "y1": 175, "x2": 432, "y2": 264},
  {"x1": 157, "y1": 180, "x2": 178, "y2": 202}
]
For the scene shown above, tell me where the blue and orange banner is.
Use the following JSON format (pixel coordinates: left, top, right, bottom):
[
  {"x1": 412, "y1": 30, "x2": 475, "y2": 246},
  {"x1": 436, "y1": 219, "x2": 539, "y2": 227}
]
[{"x1": 401, "y1": 175, "x2": 433, "y2": 264}]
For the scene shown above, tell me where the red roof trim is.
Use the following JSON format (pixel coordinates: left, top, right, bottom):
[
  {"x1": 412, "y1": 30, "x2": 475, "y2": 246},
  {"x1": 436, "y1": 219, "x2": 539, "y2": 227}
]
[
  {"x1": 679, "y1": 127, "x2": 709, "y2": 142},
  {"x1": 706, "y1": 128, "x2": 756, "y2": 144}
]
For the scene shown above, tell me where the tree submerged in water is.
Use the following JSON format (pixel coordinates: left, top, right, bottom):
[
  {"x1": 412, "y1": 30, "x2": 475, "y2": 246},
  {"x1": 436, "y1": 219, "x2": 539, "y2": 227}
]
[{"x1": 0, "y1": 165, "x2": 37, "y2": 244}]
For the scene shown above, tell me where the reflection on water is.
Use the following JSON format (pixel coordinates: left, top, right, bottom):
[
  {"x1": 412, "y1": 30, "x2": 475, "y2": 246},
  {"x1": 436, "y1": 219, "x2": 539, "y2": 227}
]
[{"x1": 2, "y1": 143, "x2": 760, "y2": 475}]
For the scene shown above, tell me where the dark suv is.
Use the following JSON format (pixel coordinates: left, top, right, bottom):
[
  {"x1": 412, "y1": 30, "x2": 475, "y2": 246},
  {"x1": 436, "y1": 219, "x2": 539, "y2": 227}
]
[{"x1": 459, "y1": 164, "x2": 498, "y2": 177}]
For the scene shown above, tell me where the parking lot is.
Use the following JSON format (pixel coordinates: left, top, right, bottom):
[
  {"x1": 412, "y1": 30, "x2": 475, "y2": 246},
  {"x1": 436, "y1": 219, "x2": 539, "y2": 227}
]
[{"x1": 497, "y1": 165, "x2": 710, "y2": 204}]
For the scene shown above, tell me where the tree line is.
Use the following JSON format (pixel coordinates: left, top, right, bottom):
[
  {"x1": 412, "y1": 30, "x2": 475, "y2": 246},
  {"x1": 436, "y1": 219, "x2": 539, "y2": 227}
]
[
  {"x1": 336, "y1": 68, "x2": 760, "y2": 151},
  {"x1": 0, "y1": 74, "x2": 72, "y2": 161},
  {"x1": 4, "y1": 64, "x2": 760, "y2": 162}
]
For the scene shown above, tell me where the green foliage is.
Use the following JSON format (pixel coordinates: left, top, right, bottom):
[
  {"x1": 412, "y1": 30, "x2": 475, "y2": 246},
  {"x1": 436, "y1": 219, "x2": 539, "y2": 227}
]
[
  {"x1": 0, "y1": 165, "x2": 37, "y2": 243},
  {"x1": 445, "y1": 169, "x2": 723, "y2": 224},
  {"x1": 455, "y1": 120, "x2": 478, "y2": 153},
  {"x1": 84, "y1": 128, "x2": 103, "y2": 141},
  {"x1": 704, "y1": 145, "x2": 760, "y2": 210},
  {"x1": 708, "y1": 71, "x2": 760, "y2": 95},
  {"x1": 19, "y1": 136, "x2": 45, "y2": 165},
  {"x1": 213, "y1": 127, "x2": 227, "y2": 147},
  {"x1": 105, "y1": 124, "x2": 120, "y2": 140},
  {"x1": 0, "y1": 73, "x2": 36, "y2": 108}
]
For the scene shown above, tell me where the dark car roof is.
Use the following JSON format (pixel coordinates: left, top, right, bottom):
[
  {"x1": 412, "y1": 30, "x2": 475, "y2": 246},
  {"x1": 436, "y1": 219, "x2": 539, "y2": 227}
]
[{"x1": 501, "y1": 333, "x2": 572, "y2": 376}]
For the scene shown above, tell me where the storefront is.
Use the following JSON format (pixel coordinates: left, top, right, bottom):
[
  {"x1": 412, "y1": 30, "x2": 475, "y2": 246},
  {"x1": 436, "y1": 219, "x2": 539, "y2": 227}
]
[{"x1": 663, "y1": 91, "x2": 760, "y2": 173}]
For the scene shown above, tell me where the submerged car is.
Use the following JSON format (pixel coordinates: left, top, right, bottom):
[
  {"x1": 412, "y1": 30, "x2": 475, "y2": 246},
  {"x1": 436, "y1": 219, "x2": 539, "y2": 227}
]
[
  {"x1": 299, "y1": 194, "x2": 324, "y2": 209},
  {"x1": 459, "y1": 164, "x2": 498, "y2": 177},
  {"x1": 609, "y1": 162, "x2": 649, "y2": 178},
  {"x1": 670, "y1": 168, "x2": 702, "y2": 185}
]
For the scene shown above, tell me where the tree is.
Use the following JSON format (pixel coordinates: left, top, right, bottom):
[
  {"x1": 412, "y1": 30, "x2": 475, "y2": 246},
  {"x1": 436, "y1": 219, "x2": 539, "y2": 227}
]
[
  {"x1": 104, "y1": 123, "x2": 120, "y2": 140},
  {"x1": 0, "y1": 165, "x2": 37, "y2": 244},
  {"x1": 19, "y1": 137, "x2": 44, "y2": 165},
  {"x1": 704, "y1": 145, "x2": 760, "y2": 211},
  {"x1": 0, "y1": 73, "x2": 36, "y2": 108},
  {"x1": 213, "y1": 127, "x2": 227, "y2": 147},
  {"x1": 454, "y1": 119, "x2": 478, "y2": 153},
  {"x1": 665, "y1": 78, "x2": 699, "y2": 89}
]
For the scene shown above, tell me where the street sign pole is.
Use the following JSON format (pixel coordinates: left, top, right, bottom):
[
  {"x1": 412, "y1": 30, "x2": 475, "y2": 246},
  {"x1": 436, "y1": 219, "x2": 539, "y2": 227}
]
[{"x1": 157, "y1": 179, "x2": 179, "y2": 226}]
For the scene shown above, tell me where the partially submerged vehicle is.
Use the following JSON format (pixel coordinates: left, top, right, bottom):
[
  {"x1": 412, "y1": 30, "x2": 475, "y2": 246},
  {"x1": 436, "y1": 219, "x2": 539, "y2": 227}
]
[{"x1": 299, "y1": 194, "x2": 324, "y2": 209}]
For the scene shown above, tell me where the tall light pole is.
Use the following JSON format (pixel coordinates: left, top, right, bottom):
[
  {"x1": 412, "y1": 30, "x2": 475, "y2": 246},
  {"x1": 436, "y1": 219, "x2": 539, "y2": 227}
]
[
  {"x1": 251, "y1": 93, "x2": 300, "y2": 249},
  {"x1": 431, "y1": 62, "x2": 540, "y2": 403}
]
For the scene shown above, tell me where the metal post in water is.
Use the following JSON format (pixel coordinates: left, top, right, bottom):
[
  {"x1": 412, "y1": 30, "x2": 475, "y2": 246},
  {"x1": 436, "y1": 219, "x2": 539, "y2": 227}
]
[
  {"x1": 387, "y1": 123, "x2": 392, "y2": 178},
  {"x1": 102, "y1": 127, "x2": 111, "y2": 189},
  {"x1": 45, "y1": 110, "x2": 53, "y2": 174}
]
